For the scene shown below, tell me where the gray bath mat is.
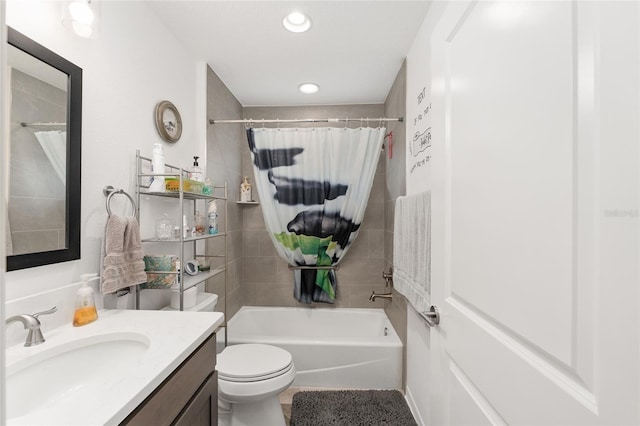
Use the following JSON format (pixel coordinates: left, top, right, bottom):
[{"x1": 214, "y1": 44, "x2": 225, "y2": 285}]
[{"x1": 290, "y1": 390, "x2": 418, "y2": 426}]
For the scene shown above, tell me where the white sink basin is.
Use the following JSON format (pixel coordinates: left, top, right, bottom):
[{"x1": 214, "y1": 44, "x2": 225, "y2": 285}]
[
  {"x1": 7, "y1": 332, "x2": 150, "y2": 420},
  {"x1": 5, "y1": 309, "x2": 224, "y2": 425}
]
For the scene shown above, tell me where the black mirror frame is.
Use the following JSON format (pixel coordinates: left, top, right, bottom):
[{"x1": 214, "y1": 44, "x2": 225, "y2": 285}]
[{"x1": 7, "y1": 27, "x2": 82, "y2": 271}]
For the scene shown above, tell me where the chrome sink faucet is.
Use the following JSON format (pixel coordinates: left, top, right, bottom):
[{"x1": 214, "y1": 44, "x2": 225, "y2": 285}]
[{"x1": 6, "y1": 306, "x2": 57, "y2": 347}]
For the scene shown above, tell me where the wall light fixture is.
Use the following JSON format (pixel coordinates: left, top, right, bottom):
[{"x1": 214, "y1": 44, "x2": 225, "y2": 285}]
[{"x1": 63, "y1": 0, "x2": 99, "y2": 38}]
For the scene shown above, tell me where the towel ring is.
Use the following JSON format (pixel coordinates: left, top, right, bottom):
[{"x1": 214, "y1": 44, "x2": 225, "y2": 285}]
[{"x1": 103, "y1": 185, "x2": 136, "y2": 217}]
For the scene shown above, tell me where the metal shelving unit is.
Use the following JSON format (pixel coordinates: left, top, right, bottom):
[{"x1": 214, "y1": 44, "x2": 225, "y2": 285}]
[{"x1": 135, "y1": 150, "x2": 228, "y2": 324}]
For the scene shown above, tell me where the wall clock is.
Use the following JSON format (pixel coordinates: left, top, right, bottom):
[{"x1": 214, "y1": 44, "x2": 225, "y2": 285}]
[{"x1": 154, "y1": 100, "x2": 182, "y2": 143}]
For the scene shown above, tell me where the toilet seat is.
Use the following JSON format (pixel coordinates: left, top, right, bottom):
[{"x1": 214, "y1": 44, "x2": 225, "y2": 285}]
[{"x1": 218, "y1": 344, "x2": 293, "y2": 382}]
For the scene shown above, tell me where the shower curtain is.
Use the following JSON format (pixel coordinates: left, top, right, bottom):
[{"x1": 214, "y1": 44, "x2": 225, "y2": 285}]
[
  {"x1": 247, "y1": 126, "x2": 385, "y2": 303},
  {"x1": 34, "y1": 130, "x2": 66, "y2": 184}
]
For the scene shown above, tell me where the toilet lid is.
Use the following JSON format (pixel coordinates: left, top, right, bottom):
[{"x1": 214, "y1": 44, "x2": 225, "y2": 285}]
[{"x1": 218, "y1": 344, "x2": 293, "y2": 382}]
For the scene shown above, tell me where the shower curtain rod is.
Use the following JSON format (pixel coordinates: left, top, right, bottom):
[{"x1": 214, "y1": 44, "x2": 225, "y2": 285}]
[
  {"x1": 209, "y1": 117, "x2": 403, "y2": 125},
  {"x1": 20, "y1": 122, "x2": 66, "y2": 127}
]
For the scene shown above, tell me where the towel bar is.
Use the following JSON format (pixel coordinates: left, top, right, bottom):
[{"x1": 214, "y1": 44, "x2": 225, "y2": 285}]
[
  {"x1": 288, "y1": 265, "x2": 340, "y2": 271},
  {"x1": 103, "y1": 185, "x2": 137, "y2": 217}
]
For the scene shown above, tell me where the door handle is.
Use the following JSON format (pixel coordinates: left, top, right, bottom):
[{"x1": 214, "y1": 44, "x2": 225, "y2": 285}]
[{"x1": 419, "y1": 305, "x2": 440, "y2": 327}]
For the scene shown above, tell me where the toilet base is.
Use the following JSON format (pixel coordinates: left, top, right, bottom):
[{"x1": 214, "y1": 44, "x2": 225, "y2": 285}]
[{"x1": 218, "y1": 395, "x2": 285, "y2": 426}]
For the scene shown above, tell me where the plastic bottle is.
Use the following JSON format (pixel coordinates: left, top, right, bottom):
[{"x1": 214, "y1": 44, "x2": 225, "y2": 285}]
[
  {"x1": 193, "y1": 211, "x2": 205, "y2": 235},
  {"x1": 149, "y1": 143, "x2": 165, "y2": 192},
  {"x1": 240, "y1": 176, "x2": 252, "y2": 202},
  {"x1": 208, "y1": 201, "x2": 218, "y2": 235},
  {"x1": 202, "y1": 177, "x2": 213, "y2": 195},
  {"x1": 73, "y1": 273, "x2": 100, "y2": 327},
  {"x1": 189, "y1": 156, "x2": 203, "y2": 182}
]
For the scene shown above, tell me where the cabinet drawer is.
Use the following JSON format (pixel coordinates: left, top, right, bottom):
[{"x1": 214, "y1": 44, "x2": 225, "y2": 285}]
[{"x1": 122, "y1": 333, "x2": 217, "y2": 426}]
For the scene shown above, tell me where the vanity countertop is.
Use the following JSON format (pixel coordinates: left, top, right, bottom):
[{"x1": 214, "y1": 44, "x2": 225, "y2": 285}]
[{"x1": 6, "y1": 309, "x2": 224, "y2": 425}]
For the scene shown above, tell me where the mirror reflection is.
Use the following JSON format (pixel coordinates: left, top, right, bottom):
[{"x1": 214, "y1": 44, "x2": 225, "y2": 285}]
[
  {"x1": 8, "y1": 44, "x2": 68, "y2": 255},
  {"x1": 6, "y1": 27, "x2": 82, "y2": 271}
]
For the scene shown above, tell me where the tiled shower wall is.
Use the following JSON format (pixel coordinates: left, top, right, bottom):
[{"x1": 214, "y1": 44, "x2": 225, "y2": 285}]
[
  {"x1": 8, "y1": 69, "x2": 66, "y2": 255},
  {"x1": 240, "y1": 104, "x2": 390, "y2": 308},
  {"x1": 205, "y1": 66, "x2": 246, "y2": 320},
  {"x1": 383, "y1": 61, "x2": 408, "y2": 388}
]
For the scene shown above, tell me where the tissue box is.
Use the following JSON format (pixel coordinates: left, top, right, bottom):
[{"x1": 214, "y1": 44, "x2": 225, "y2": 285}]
[{"x1": 141, "y1": 254, "x2": 177, "y2": 289}]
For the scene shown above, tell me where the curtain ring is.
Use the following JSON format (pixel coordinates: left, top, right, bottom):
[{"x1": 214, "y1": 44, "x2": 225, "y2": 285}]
[
  {"x1": 277, "y1": 118, "x2": 280, "y2": 130},
  {"x1": 262, "y1": 119, "x2": 265, "y2": 128}
]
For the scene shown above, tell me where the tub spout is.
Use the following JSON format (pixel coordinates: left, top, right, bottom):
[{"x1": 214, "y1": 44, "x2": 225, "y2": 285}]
[{"x1": 370, "y1": 291, "x2": 393, "y2": 302}]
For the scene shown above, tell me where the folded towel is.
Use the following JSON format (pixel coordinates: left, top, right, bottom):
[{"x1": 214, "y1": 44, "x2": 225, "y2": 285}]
[
  {"x1": 393, "y1": 191, "x2": 431, "y2": 313},
  {"x1": 101, "y1": 214, "x2": 147, "y2": 294}
]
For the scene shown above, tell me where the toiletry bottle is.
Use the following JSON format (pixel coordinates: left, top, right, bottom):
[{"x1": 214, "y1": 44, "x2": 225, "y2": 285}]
[
  {"x1": 202, "y1": 177, "x2": 213, "y2": 195},
  {"x1": 149, "y1": 143, "x2": 165, "y2": 192},
  {"x1": 182, "y1": 215, "x2": 189, "y2": 239},
  {"x1": 207, "y1": 200, "x2": 218, "y2": 235},
  {"x1": 189, "y1": 156, "x2": 203, "y2": 182},
  {"x1": 73, "y1": 273, "x2": 100, "y2": 327},
  {"x1": 193, "y1": 211, "x2": 205, "y2": 235},
  {"x1": 240, "y1": 176, "x2": 252, "y2": 202}
]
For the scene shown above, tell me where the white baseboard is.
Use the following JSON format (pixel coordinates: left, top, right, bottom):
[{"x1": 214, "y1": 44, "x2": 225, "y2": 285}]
[{"x1": 405, "y1": 385, "x2": 426, "y2": 426}]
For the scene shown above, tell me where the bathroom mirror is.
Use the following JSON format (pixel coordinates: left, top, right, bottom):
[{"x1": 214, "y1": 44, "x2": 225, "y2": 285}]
[{"x1": 6, "y1": 27, "x2": 82, "y2": 271}]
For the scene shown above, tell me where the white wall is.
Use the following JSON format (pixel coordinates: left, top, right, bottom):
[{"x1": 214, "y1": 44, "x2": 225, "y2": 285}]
[
  {"x1": 403, "y1": 2, "x2": 446, "y2": 423},
  {"x1": 4, "y1": 0, "x2": 207, "y2": 346}
]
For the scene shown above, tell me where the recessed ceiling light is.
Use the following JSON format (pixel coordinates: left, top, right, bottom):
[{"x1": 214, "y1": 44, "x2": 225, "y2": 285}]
[
  {"x1": 298, "y1": 83, "x2": 319, "y2": 94},
  {"x1": 283, "y1": 11, "x2": 311, "y2": 33}
]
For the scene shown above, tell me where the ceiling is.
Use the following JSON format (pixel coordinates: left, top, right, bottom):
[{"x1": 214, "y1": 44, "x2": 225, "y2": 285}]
[{"x1": 146, "y1": 1, "x2": 431, "y2": 106}]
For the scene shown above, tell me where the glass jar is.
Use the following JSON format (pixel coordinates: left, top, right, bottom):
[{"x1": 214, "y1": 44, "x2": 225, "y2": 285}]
[
  {"x1": 155, "y1": 214, "x2": 174, "y2": 240},
  {"x1": 193, "y1": 211, "x2": 205, "y2": 236}
]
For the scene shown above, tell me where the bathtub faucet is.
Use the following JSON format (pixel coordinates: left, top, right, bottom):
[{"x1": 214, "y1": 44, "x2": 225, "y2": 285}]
[{"x1": 369, "y1": 291, "x2": 393, "y2": 302}]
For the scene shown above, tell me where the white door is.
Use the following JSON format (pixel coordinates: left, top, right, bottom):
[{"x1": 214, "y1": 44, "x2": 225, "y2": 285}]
[{"x1": 427, "y1": 1, "x2": 639, "y2": 424}]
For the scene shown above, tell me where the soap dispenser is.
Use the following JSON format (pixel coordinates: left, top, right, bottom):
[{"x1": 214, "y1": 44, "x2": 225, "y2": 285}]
[
  {"x1": 189, "y1": 156, "x2": 203, "y2": 182},
  {"x1": 73, "y1": 273, "x2": 100, "y2": 327}
]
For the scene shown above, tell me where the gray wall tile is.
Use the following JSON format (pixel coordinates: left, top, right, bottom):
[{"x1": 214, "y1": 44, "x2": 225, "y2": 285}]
[
  {"x1": 384, "y1": 60, "x2": 408, "y2": 390},
  {"x1": 206, "y1": 65, "x2": 246, "y2": 319}
]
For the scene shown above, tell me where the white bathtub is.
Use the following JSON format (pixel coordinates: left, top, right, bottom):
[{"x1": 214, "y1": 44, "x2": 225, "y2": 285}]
[{"x1": 224, "y1": 306, "x2": 402, "y2": 389}]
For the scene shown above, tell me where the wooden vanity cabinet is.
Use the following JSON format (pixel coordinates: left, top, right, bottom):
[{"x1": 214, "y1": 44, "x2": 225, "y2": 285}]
[{"x1": 121, "y1": 333, "x2": 218, "y2": 426}]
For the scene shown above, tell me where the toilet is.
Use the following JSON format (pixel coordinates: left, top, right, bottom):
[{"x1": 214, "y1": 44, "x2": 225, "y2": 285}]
[
  {"x1": 217, "y1": 343, "x2": 296, "y2": 426},
  {"x1": 176, "y1": 291, "x2": 295, "y2": 426}
]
